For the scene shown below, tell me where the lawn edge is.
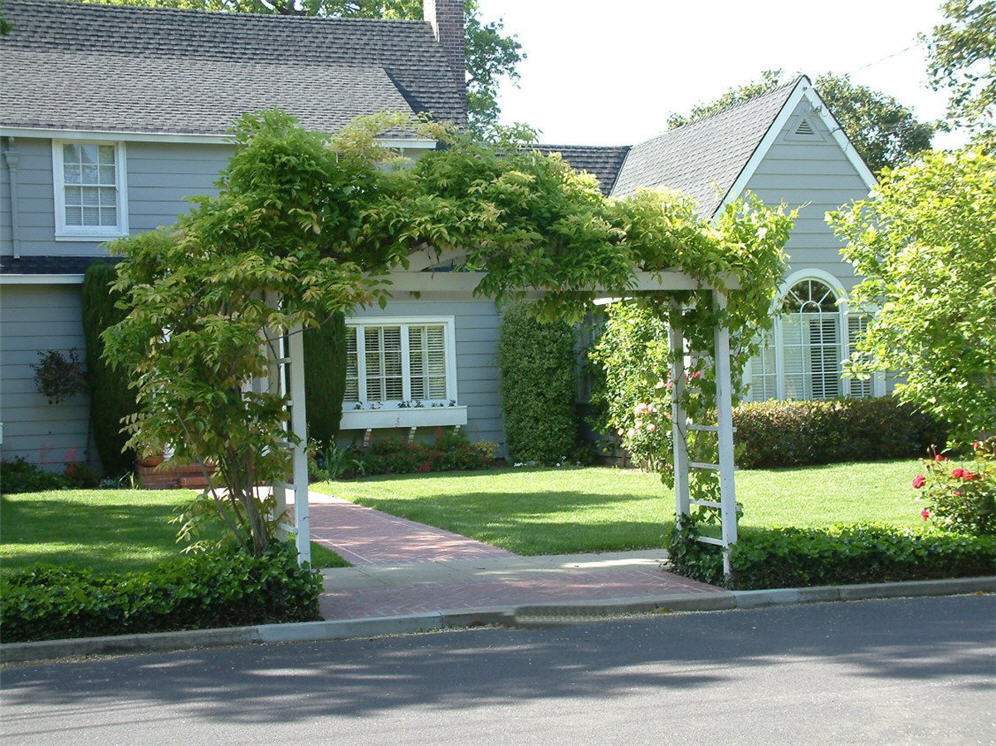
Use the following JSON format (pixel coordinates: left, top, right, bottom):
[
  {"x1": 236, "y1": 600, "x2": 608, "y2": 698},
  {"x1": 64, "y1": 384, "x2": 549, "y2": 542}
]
[{"x1": 3, "y1": 576, "x2": 993, "y2": 665}]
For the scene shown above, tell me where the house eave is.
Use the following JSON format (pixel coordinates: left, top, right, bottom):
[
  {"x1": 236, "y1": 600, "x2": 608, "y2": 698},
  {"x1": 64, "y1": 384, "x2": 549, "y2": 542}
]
[{"x1": 0, "y1": 126, "x2": 438, "y2": 150}]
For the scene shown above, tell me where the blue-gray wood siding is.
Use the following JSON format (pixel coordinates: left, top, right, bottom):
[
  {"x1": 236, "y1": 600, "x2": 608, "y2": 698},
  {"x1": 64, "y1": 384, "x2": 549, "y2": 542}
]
[
  {"x1": 743, "y1": 99, "x2": 872, "y2": 294},
  {"x1": 345, "y1": 300, "x2": 505, "y2": 451},
  {"x1": 0, "y1": 137, "x2": 232, "y2": 259},
  {"x1": 0, "y1": 284, "x2": 91, "y2": 469}
]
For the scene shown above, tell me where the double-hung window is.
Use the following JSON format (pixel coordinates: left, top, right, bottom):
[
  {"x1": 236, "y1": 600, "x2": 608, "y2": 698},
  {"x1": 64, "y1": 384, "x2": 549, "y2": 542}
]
[
  {"x1": 344, "y1": 317, "x2": 457, "y2": 407},
  {"x1": 53, "y1": 141, "x2": 128, "y2": 239}
]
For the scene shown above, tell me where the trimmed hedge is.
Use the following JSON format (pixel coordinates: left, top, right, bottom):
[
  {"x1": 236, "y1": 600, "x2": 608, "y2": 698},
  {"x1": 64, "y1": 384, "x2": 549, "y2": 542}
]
[
  {"x1": 667, "y1": 521, "x2": 996, "y2": 590},
  {"x1": 0, "y1": 457, "x2": 69, "y2": 494},
  {"x1": 304, "y1": 312, "x2": 348, "y2": 447},
  {"x1": 0, "y1": 543, "x2": 322, "y2": 643},
  {"x1": 734, "y1": 397, "x2": 946, "y2": 468},
  {"x1": 498, "y1": 303, "x2": 578, "y2": 464},
  {"x1": 81, "y1": 261, "x2": 138, "y2": 475}
]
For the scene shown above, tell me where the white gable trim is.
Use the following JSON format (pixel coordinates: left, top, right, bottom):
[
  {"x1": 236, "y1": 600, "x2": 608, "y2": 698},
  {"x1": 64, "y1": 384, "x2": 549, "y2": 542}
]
[
  {"x1": 712, "y1": 77, "x2": 877, "y2": 220},
  {"x1": 0, "y1": 126, "x2": 437, "y2": 150},
  {"x1": 0, "y1": 273, "x2": 84, "y2": 284}
]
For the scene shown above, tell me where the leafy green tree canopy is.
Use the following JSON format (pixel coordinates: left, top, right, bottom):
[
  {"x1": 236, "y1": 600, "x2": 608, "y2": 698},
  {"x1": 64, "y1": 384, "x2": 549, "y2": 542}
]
[
  {"x1": 104, "y1": 109, "x2": 793, "y2": 554},
  {"x1": 829, "y1": 146, "x2": 996, "y2": 442},
  {"x1": 76, "y1": 0, "x2": 522, "y2": 134},
  {"x1": 667, "y1": 70, "x2": 934, "y2": 174},
  {"x1": 925, "y1": 0, "x2": 995, "y2": 143}
]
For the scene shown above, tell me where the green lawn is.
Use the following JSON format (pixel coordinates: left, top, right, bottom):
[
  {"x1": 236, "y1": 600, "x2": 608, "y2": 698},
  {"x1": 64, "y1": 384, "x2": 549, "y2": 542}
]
[
  {"x1": 0, "y1": 489, "x2": 348, "y2": 574},
  {"x1": 315, "y1": 460, "x2": 924, "y2": 555}
]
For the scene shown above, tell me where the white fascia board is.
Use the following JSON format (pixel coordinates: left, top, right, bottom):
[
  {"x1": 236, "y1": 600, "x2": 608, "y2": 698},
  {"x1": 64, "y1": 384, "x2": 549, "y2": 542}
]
[
  {"x1": 0, "y1": 273, "x2": 84, "y2": 284},
  {"x1": 712, "y1": 78, "x2": 877, "y2": 220},
  {"x1": 0, "y1": 126, "x2": 437, "y2": 150}
]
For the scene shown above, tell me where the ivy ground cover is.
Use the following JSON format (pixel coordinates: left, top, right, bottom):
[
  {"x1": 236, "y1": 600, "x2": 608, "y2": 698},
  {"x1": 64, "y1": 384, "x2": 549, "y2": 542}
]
[
  {"x1": 316, "y1": 460, "x2": 925, "y2": 556},
  {"x1": 0, "y1": 489, "x2": 348, "y2": 573}
]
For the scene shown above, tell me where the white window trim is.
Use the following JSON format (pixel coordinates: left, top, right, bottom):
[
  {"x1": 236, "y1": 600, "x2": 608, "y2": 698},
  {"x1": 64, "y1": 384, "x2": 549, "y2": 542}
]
[
  {"x1": 52, "y1": 140, "x2": 129, "y2": 241},
  {"x1": 341, "y1": 316, "x2": 464, "y2": 430}
]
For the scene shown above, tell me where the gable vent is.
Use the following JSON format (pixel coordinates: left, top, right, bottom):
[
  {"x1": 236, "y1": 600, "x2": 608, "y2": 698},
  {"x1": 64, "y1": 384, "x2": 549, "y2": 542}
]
[{"x1": 795, "y1": 118, "x2": 815, "y2": 136}]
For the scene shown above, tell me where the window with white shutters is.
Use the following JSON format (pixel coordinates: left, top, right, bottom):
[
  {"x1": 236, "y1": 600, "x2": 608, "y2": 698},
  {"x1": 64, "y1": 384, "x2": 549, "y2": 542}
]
[
  {"x1": 781, "y1": 279, "x2": 842, "y2": 401},
  {"x1": 343, "y1": 319, "x2": 455, "y2": 406}
]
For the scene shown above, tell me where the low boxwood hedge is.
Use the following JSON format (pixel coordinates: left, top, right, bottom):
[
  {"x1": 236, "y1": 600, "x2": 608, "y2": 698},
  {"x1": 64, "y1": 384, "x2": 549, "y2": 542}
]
[
  {"x1": 667, "y1": 521, "x2": 996, "y2": 590},
  {"x1": 0, "y1": 543, "x2": 322, "y2": 643},
  {"x1": 733, "y1": 397, "x2": 947, "y2": 468}
]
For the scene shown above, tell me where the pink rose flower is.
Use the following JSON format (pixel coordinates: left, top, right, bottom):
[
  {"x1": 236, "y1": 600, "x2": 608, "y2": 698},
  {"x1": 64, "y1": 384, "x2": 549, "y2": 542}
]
[
  {"x1": 911, "y1": 474, "x2": 926, "y2": 489},
  {"x1": 921, "y1": 509, "x2": 930, "y2": 521}
]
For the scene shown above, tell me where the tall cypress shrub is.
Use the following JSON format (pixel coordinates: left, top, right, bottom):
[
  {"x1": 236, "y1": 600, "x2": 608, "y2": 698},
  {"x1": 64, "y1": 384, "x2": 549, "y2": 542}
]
[
  {"x1": 303, "y1": 312, "x2": 347, "y2": 447},
  {"x1": 498, "y1": 303, "x2": 578, "y2": 463},
  {"x1": 81, "y1": 261, "x2": 136, "y2": 475}
]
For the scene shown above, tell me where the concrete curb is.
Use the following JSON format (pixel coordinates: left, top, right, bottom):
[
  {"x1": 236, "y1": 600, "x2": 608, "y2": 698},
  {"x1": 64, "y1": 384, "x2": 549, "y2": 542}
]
[{"x1": 3, "y1": 576, "x2": 993, "y2": 664}]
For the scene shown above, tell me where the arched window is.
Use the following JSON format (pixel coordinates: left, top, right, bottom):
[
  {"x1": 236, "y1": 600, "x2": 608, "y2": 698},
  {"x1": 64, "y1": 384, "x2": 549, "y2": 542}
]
[
  {"x1": 781, "y1": 278, "x2": 841, "y2": 400},
  {"x1": 745, "y1": 274, "x2": 881, "y2": 402}
]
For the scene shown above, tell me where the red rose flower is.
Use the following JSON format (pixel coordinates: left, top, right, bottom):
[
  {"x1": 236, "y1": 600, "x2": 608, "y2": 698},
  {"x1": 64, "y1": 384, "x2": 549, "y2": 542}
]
[
  {"x1": 935, "y1": 454, "x2": 947, "y2": 462},
  {"x1": 912, "y1": 474, "x2": 926, "y2": 489},
  {"x1": 951, "y1": 467, "x2": 966, "y2": 479},
  {"x1": 962, "y1": 471, "x2": 980, "y2": 481},
  {"x1": 921, "y1": 509, "x2": 930, "y2": 520}
]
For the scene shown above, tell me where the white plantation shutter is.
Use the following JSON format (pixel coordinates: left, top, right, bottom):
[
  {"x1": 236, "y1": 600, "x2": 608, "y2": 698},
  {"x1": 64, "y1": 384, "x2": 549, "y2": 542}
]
[
  {"x1": 344, "y1": 327, "x2": 358, "y2": 401},
  {"x1": 347, "y1": 320, "x2": 454, "y2": 406},
  {"x1": 848, "y1": 315, "x2": 873, "y2": 398},
  {"x1": 810, "y1": 317, "x2": 840, "y2": 399}
]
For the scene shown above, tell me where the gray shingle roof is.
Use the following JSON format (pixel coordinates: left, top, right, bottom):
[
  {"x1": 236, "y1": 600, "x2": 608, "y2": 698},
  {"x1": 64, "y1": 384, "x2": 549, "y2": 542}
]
[
  {"x1": 611, "y1": 80, "x2": 800, "y2": 217},
  {"x1": 0, "y1": 255, "x2": 119, "y2": 275},
  {"x1": 534, "y1": 145, "x2": 632, "y2": 195},
  {"x1": 0, "y1": 0, "x2": 466, "y2": 135}
]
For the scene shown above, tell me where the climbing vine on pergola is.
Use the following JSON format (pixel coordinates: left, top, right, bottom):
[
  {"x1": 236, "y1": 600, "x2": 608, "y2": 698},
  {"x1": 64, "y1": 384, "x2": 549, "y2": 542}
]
[{"x1": 105, "y1": 111, "x2": 793, "y2": 573}]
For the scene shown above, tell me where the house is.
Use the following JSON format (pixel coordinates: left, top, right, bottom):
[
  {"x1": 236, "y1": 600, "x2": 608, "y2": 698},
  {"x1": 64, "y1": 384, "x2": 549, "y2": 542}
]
[
  {"x1": 0, "y1": 0, "x2": 501, "y2": 470},
  {"x1": 0, "y1": 0, "x2": 880, "y2": 473},
  {"x1": 541, "y1": 76, "x2": 884, "y2": 403}
]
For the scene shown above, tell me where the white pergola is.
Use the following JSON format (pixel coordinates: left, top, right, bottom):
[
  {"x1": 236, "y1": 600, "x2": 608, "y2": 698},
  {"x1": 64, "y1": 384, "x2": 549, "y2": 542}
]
[{"x1": 269, "y1": 248, "x2": 740, "y2": 576}]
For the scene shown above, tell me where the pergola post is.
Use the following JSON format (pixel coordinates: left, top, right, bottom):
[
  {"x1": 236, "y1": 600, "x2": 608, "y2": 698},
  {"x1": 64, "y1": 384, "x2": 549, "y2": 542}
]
[
  {"x1": 287, "y1": 323, "x2": 310, "y2": 565},
  {"x1": 668, "y1": 299, "x2": 690, "y2": 519},
  {"x1": 713, "y1": 289, "x2": 738, "y2": 576}
]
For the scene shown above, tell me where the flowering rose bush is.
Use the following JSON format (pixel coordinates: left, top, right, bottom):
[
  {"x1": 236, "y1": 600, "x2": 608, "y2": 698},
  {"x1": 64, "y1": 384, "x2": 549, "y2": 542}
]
[{"x1": 912, "y1": 438, "x2": 996, "y2": 535}]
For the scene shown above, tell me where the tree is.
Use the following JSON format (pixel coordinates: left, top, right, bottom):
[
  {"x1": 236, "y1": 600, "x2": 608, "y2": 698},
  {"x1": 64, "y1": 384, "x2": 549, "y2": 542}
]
[
  {"x1": 81, "y1": 261, "x2": 138, "y2": 475},
  {"x1": 303, "y1": 312, "x2": 348, "y2": 448},
  {"x1": 828, "y1": 147, "x2": 996, "y2": 442},
  {"x1": 77, "y1": 0, "x2": 522, "y2": 134},
  {"x1": 667, "y1": 70, "x2": 934, "y2": 174},
  {"x1": 925, "y1": 0, "x2": 995, "y2": 143}
]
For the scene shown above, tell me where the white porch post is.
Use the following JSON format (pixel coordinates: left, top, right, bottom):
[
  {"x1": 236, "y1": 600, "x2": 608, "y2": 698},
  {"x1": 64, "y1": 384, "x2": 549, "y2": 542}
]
[
  {"x1": 713, "y1": 289, "x2": 738, "y2": 576},
  {"x1": 288, "y1": 322, "x2": 311, "y2": 565},
  {"x1": 668, "y1": 299, "x2": 690, "y2": 518}
]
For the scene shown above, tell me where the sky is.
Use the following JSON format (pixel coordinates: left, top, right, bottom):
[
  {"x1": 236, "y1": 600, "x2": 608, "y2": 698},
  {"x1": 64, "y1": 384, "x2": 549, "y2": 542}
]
[{"x1": 482, "y1": 0, "x2": 967, "y2": 149}]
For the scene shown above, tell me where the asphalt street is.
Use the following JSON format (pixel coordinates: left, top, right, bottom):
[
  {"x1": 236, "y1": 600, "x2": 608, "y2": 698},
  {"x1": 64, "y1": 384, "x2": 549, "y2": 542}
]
[{"x1": 2, "y1": 596, "x2": 994, "y2": 744}]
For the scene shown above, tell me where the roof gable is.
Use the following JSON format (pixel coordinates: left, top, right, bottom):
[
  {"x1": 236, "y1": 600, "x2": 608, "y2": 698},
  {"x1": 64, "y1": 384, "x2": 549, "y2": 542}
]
[
  {"x1": 533, "y1": 145, "x2": 632, "y2": 195},
  {"x1": 0, "y1": 0, "x2": 466, "y2": 136}
]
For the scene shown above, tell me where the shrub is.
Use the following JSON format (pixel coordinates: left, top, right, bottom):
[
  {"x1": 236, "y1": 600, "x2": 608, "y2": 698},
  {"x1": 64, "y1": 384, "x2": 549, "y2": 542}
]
[
  {"x1": 499, "y1": 303, "x2": 578, "y2": 464},
  {"x1": 304, "y1": 312, "x2": 347, "y2": 448},
  {"x1": 733, "y1": 397, "x2": 946, "y2": 469},
  {"x1": 0, "y1": 543, "x2": 322, "y2": 642},
  {"x1": 82, "y1": 261, "x2": 137, "y2": 475},
  {"x1": 913, "y1": 439, "x2": 996, "y2": 535},
  {"x1": 0, "y1": 458, "x2": 69, "y2": 494},
  {"x1": 666, "y1": 520, "x2": 996, "y2": 590},
  {"x1": 350, "y1": 430, "x2": 495, "y2": 478}
]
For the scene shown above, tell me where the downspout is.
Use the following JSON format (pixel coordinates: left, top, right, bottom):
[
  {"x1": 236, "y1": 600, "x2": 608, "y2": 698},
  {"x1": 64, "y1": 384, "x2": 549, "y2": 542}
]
[{"x1": 3, "y1": 138, "x2": 21, "y2": 259}]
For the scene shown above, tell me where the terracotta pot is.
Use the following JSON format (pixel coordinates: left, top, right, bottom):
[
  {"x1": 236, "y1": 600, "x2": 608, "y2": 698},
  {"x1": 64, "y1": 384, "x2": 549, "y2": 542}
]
[{"x1": 138, "y1": 455, "x2": 164, "y2": 468}]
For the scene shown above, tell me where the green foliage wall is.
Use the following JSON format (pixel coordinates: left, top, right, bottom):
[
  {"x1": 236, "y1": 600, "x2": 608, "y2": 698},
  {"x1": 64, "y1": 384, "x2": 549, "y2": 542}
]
[
  {"x1": 498, "y1": 303, "x2": 578, "y2": 463},
  {"x1": 303, "y1": 312, "x2": 347, "y2": 447},
  {"x1": 81, "y1": 262, "x2": 136, "y2": 475}
]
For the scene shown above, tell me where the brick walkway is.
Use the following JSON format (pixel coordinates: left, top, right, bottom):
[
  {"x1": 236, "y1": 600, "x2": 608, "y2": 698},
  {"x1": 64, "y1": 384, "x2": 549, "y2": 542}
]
[{"x1": 302, "y1": 490, "x2": 723, "y2": 621}]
